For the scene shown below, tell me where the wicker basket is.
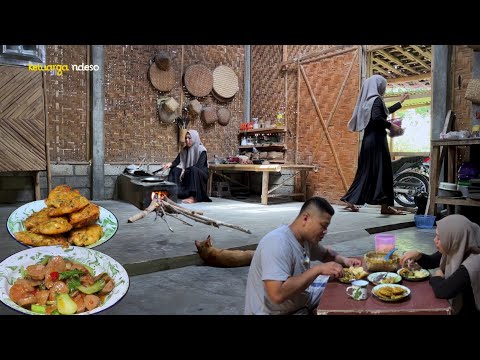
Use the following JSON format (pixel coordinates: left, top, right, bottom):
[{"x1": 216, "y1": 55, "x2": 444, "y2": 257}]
[
  {"x1": 364, "y1": 251, "x2": 400, "y2": 272},
  {"x1": 184, "y1": 64, "x2": 213, "y2": 97},
  {"x1": 217, "y1": 107, "x2": 231, "y2": 126},
  {"x1": 149, "y1": 63, "x2": 175, "y2": 92},
  {"x1": 213, "y1": 65, "x2": 239, "y2": 99},
  {"x1": 465, "y1": 79, "x2": 480, "y2": 104},
  {"x1": 154, "y1": 52, "x2": 171, "y2": 71},
  {"x1": 201, "y1": 107, "x2": 218, "y2": 125}
]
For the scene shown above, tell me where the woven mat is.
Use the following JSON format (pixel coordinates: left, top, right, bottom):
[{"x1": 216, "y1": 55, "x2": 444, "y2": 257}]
[
  {"x1": 149, "y1": 63, "x2": 175, "y2": 92},
  {"x1": 213, "y1": 65, "x2": 239, "y2": 98},
  {"x1": 184, "y1": 64, "x2": 213, "y2": 97}
]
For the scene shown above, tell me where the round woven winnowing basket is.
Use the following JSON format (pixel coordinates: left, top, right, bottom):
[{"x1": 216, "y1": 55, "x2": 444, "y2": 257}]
[
  {"x1": 183, "y1": 64, "x2": 213, "y2": 97},
  {"x1": 217, "y1": 107, "x2": 231, "y2": 126},
  {"x1": 201, "y1": 107, "x2": 218, "y2": 125},
  {"x1": 149, "y1": 63, "x2": 175, "y2": 92},
  {"x1": 213, "y1": 65, "x2": 239, "y2": 99},
  {"x1": 212, "y1": 88, "x2": 232, "y2": 103}
]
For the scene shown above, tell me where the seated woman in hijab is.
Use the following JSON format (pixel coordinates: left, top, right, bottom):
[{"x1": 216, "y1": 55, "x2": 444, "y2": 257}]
[
  {"x1": 162, "y1": 129, "x2": 212, "y2": 204},
  {"x1": 401, "y1": 215, "x2": 480, "y2": 315}
]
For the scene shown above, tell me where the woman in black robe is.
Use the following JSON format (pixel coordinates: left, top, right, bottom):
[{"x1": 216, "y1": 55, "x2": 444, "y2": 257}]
[
  {"x1": 162, "y1": 129, "x2": 211, "y2": 203},
  {"x1": 340, "y1": 75, "x2": 408, "y2": 215}
]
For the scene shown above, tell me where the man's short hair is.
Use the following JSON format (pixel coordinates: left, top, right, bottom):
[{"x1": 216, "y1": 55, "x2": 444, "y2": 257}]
[{"x1": 299, "y1": 196, "x2": 335, "y2": 217}]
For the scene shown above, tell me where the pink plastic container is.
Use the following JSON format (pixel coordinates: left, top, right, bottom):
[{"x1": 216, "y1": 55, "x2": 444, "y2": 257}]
[{"x1": 375, "y1": 233, "x2": 396, "y2": 253}]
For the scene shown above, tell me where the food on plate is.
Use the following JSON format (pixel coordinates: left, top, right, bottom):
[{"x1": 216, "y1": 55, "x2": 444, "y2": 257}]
[
  {"x1": 69, "y1": 224, "x2": 103, "y2": 247},
  {"x1": 339, "y1": 266, "x2": 368, "y2": 282},
  {"x1": 29, "y1": 217, "x2": 72, "y2": 235},
  {"x1": 398, "y1": 267, "x2": 429, "y2": 279},
  {"x1": 24, "y1": 208, "x2": 52, "y2": 230},
  {"x1": 8, "y1": 255, "x2": 115, "y2": 314},
  {"x1": 47, "y1": 189, "x2": 90, "y2": 217},
  {"x1": 68, "y1": 203, "x2": 100, "y2": 229},
  {"x1": 374, "y1": 285, "x2": 407, "y2": 300},
  {"x1": 14, "y1": 231, "x2": 68, "y2": 247}
]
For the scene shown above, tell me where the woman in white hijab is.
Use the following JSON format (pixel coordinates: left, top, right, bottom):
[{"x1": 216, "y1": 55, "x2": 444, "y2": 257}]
[
  {"x1": 401, "y1": 215, "x2": 480, "y2": 315},
  {"x1": 162, "y1": 129, "x2": 212, "y2": 203},
  {"x1": 340, "y1": 75, "x2": 409, "y2": 215}
]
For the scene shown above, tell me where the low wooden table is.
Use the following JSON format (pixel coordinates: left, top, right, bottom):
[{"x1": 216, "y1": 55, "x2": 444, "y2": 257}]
[
  {"x1": 208, "y1": 164, "x2": 315, "y2": 205},
  {"x1": 317, "y1": 278, "x2": 452, "y2": 315}
]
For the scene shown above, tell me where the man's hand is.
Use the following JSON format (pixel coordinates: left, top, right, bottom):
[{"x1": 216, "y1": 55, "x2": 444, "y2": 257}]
[
  {"x1": 316, "y1": 262, "x2": 343, "y2": 278},
  {"x1": 342, "y1": 257, "x2": 362, "y2": 267}
]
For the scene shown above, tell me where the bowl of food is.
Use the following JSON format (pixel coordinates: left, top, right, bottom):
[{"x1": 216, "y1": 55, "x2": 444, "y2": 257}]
[{"x1": 364, "y1": 251, "x2": 401, "y2": 272}]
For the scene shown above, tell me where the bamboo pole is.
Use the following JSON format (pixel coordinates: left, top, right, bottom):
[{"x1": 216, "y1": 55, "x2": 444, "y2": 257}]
[
  {"x1": 300, "y1": 47, "x2": 357, "y2": 66},
  {"x1": 281, "y1": 45, "x2": 350, "y2": 67},
  {"x1": 299, "y1": 65, "x2": 348, "y2": 191},
  {"x1": 295, "y1": 60, "x2": 300, "y2": 165},
  {"x1": 41, "y1": 72, "x2": 52, "y2": 193},
  {"x1": 178, "y1": 45, "x2": 185, "y2": 152},
  {"x1": 283, "y1": 45, "x2": 288, "y2": 132},
  {"x1": 86, "y1": 45, "x2": 91, "y2": 161}
]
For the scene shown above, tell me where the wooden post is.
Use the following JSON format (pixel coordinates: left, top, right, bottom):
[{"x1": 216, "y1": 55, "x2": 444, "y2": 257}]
[
  {"x1": 42, "y1": 72, "x2": 52, "y2": 193},
  {"x1": 86, "y1": 45, "x2": 91, "y2": 161},
  {"x1": 295, "y1": 60, "x2": 300, "y2": 165},
  {"x1": 33, "y1": 172, "x2": 41, "y2": 200},
  {"x1": 261, "y1": 171, "x2": 269, "y2": 205},
  {"x1": 301, "y1": 170, "x2": 307, "y2": 201},
  {"x1": 178, "y1": 45, "x2": 185, "y2": 153}
]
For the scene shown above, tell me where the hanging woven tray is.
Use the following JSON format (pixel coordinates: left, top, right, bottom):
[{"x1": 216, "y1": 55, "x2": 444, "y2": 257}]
[
  {"x1": 183, "y1": 64, "x2": 213, "y2": 97},
  {"x1": 212, "y1": 88, "x2": 233, "y2": 103},
  {"x1": 201, "y1": 107, "x2": 218, "y2": 125},
  {"x1": 149, "y1": 63, "x2": 175, "y2": 92},
  {"x1": 213, "y1": 65, "x2": 239, "y2": 99}
]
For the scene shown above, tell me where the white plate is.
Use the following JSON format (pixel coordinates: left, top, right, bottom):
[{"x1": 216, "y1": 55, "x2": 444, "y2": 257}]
[
  {"x1": 372, "y1": 284, "x2": 411, "y2": 302},
  {"x1": 6, "y1": 200, "x2": 118, "y2": 248},
  {"x1": 397, "y1": 268, "x2": 430, "y2": 281},
  {"x1": 367, "y1": 272, "x2": 402, "y2": 285},
  {"x1": 0, "y1": 246, "x2": 129, "y2": 315}
]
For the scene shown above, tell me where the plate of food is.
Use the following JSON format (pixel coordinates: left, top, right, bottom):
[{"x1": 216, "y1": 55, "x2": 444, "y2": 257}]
[
  {"x1": 397, "y1": 267, "x2": 430, "y2": 281},
  {"x1": 367, "y1": 272, "x2": 402, "y2": 285},
  {"x1": 372, "y1": 284, "x2": 411, "y2": 302},
  {"x1": 339, "y1": 266, "x2": 369, "y2": 283},
  {"x1": 6, "y1": 198, "x2": 118, "y2": 249},
  {"x1": 0, "y1": 245, "x2": 129, "y2": 315}
]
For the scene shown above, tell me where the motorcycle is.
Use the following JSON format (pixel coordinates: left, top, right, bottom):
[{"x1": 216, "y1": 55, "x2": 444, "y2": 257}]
[{"x1": 392, "y1": 156, "x2": 430, "y2": 208}]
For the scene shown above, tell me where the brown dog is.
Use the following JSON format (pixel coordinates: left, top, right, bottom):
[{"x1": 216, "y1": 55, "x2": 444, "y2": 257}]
[{"x1": 194, "y1": 235, "x2": 254, "y2": 268}]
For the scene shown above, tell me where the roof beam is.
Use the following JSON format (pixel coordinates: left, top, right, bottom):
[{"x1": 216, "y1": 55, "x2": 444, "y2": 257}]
[
  {"x1": 377, "y1": 49, "x2": 420, "y2": 75},
  {"x1": 410, "y1": 45, "x2": 432, "y2": 61},
  {"x1": 394, "y1": 46, "x2": 431, "y2": 71},
  {"x1": 388, "y1": 73, "x2": 431, "y2": 83},
  {"x1": 372, "y1": 66, "x2": 391, "y2": 77},
  {"x1": 366, "y1": 45, "x2": 394, "y2": 52},
  {"x1": 372, "y1": 57, "x2": 404, "y2": 76}
]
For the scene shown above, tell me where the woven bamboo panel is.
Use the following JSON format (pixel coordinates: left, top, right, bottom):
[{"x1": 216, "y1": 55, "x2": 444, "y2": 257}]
[
  {"x1": 0, "y1": 65, "x2": 46, "y2": 171},
  {"x1": 45, "y1": 45, "x2": 88, "y2": 162},
  {"x1": 213, "y1": 65, "x2": 239, "y2": 98}
]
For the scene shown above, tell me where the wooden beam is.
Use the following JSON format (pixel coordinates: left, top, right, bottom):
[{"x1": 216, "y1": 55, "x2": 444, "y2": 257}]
[
  {"x1": 299, "y1": 64, "x2": 348, "y2": 191},
  {"x1": 385, "y1": 91, "x2": 431, "y2": 102},
  {"x1": 283, "y1": 45, "x2": 288, "y2": 130},
  {"x1": 393, "y1": 46, "x2": 431, "y2": 71},
  {"x1": 410, "y1": 45, "x2": 432, "y2": 61},
  {"x1": 372, "y1": 57, "x2": 404, "y2": 76},
  {"x1": 295, "y1": 60, "x2": 300, "y2": 165},
  {"x1": 372, "y1": 66, "x2": 391, "y2": 77},
  {"x1": 379, "y1": 49, "x2": 420, "y2": 75},
  {"x1": 388, "y1": 73, "x2": 431, "y2": 83},
  {"x1": 281, "y1": 45, "x2": 349, "y2": 67},
  {"x1": 41, "y1": 72, "x2": 52, "y2": 193},
  {"x1": 366, "y1": 45, "x2": 395, "y2": 52},
  {"x1": 300, "y1": 47, "x2": 356, "y2": 65}
]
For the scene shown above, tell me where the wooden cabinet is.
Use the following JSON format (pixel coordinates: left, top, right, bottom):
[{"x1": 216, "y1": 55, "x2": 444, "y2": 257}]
[
  {"x1": 428, "y1": 138, "x2": 480, "y2": 215},
  {"x1": 238, "y1": 127, "x2": 287, "y2": 163}
]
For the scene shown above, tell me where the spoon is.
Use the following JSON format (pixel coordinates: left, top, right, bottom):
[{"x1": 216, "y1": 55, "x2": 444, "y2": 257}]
[{"x1": 384, "y1": 248, "x2": 398, "y2": 260}]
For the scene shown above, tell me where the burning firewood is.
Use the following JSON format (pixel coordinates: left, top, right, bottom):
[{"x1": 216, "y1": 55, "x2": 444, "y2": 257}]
[{"x1": 127, "y1": 194, "x2": 251, "y2": 234}]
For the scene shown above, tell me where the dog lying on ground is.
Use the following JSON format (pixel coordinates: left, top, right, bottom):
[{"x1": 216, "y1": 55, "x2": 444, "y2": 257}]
[{"x1": 194, "y1": 235, "x2": 254, "y2": 267}]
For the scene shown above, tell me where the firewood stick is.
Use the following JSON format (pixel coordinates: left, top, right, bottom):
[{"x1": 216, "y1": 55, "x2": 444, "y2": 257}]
[
  {"x1": 159, "y1": 205, "x2": 174, "y2": 232},
  {"x1": 166, "y1": 213, "x2": 193, "y2": 226},
  {"x1": 162, "y1": 201, "x2": 251, "y2": 234},
  {"x1": 128, "y1": 199, "x2": 158, "y2": 223},
  {"x1": 164, "y1": 197, "x2": 203, "y2": 215}
]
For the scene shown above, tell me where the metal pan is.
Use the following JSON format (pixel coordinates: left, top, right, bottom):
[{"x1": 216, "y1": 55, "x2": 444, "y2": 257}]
[{"x1": 141, "y1": 177, "x2": 165, "y2": 183}]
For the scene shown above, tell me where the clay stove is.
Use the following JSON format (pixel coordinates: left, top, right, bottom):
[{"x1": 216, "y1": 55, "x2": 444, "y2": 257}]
[{"x1": 116, "y1": 173, "x2": 177, "y2": 210}]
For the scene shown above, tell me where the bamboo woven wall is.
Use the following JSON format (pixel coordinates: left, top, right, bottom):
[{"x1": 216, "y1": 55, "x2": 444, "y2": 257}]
[
  {"x1": 45, "y1": 45, "x2": 88, "y2": 162},
  {"x1": 0, "y1": 65, "x2": 46, "y2": 171},
  {"x1": 44, "y1": 45, "x2": 244, "y2": 164},
  {"x1": 251, "y1": 45, "x2": 359, "y2": 204}
]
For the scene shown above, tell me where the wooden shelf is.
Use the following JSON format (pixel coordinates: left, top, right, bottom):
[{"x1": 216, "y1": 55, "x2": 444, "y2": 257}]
[
  {"x1": 431, "y1": 138, "x2": 480, "y2": 147},
  {"x1": 434, "y1": 197, "x2": 480, "y2": 207},
  {"x1": 238, "y1": 127, "x2": 286, "y2": 134}
]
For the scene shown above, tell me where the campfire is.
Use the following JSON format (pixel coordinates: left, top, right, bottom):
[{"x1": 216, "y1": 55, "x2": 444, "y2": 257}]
[{"x1": 128, "y1": 193, "x2": 251, "y2": 234}]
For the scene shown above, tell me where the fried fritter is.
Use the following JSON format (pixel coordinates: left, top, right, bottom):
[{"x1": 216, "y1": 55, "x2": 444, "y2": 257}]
[
  {"x1": 68, "y1": 224, "x2": 103, "y2": 247},
  {"x1": 29, "y1": 217, "x2": 72, "y2": 235},
  {"x1": 15, "y1": 231, "x2": 68, "y2": 247},
  {"x1": 47, "y1": 190, "x2": 90, "y2": 216},
  {"x1": 45, "y1": 185, "x2": 72, "y2": 207},
  {"x1": 24, "y1": 208, "x2": 52, "y2": 230},
  {"x1": 68, "y1": 203, "x2": 100, "y2": 229}
]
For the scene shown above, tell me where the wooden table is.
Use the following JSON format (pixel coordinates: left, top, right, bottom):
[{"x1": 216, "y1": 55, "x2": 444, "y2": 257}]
[
  {"x1": 317, "y1": 278, "x2": 452, "y2": 315},
  {"x1": 208, "y1": 164, "x2": 315, "y2": 205}
]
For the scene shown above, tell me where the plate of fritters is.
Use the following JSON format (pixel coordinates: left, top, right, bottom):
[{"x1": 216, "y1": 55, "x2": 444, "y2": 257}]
[
  {"x1": 397, "y1": 268, "x2": 430, "y2": 281},
  {"x1": 339, "y1": 266, "x2": 369, "y2": 283},
  {"x1": 0, "y1": 245, "x2": 129, "y2": 315},
  {"x1": 7, "y1": 185, "x2": 118, "y2": 248},
  {"x1": 367, "y1": 272, "x2": 402, "y2": 285},
  {"x1": 372, "y1": 284, "x2": 411, "y2": 302}
]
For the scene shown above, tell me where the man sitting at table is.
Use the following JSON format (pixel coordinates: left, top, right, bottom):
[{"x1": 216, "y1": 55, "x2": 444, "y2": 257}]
[{"x1": 244, "y1": 196, "x2": 361, "y2": 315}]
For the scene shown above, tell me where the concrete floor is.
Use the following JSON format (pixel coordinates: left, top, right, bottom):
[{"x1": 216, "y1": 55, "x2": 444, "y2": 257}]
[{"x1": 0, "y1": 197, "x2": 437, "y2": 315}]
